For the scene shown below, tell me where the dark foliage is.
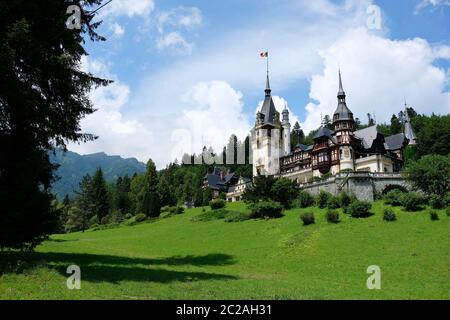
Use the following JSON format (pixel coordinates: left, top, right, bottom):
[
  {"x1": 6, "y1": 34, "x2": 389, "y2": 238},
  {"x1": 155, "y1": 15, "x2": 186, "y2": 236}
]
[
  {"x1": 209, "y1": 199, "x2": 226, "y2": 210},
  {"x1": 326, "y1": 210, "x2": 340, "y2": 224},
  {"x1": 383, "y1": 208, "x2": 397, "y2": 222},
  {"x1": 300, "y1": 212, "x2": 315, "y2": 226},
  {"x1": 0, "y1": 0, "x2": 109, "y2": 249},
  {"x1": 347, "y1": 201, "x2": 373, "y2": 218},
  {"x1": 248, "y1": 201, "x2": 283, "y2": 219}
]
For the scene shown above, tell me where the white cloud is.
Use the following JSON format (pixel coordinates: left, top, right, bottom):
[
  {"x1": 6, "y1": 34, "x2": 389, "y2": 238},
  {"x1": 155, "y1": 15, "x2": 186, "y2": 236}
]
[
  {"x1": 415, "y1": 0, "x2": 450, "y2": 14},
  {"x1": 157, "y1": 6, "x2": 203, "y2": 32},
  {"x1": 153, "y1": 6, "x2": 203, "y2": 55},
  {"x1": 156, "y1": 32, "x2": 193, "y2": 55},
  {"x1": 302, "y1": 28, "x2": 450, "y2": 133},
  {"x1": 110, "y1": 22, "x2": 125, "y2": 37},
  {"x1": 69, "y1": 57, "x2": 154, "y2": 162},
  {"x1": 98, "y1": 0, "x2": 155, "y2": 18},
  {"x1": 170, "y1": 81, "x2": 251, "y2": 162}
]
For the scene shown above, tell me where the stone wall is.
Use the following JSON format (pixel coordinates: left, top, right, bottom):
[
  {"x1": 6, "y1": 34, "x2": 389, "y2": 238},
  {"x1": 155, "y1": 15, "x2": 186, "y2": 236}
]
[{"x1": 299, "y1": 173, "x2": 409, "y2": 202}]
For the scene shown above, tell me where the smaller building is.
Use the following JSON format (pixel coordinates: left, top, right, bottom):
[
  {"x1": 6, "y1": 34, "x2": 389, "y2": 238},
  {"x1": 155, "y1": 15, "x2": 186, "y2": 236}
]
[
  {"x1": 203, "y1": 168, "x2": 252, "y2": 201},
  {"x1": 226, "y1": 177, "x2": 253, "y2": 202}
]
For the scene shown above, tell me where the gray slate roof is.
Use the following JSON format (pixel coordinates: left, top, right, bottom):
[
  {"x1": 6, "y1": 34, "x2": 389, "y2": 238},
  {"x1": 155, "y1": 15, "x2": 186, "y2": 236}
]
[
  {"x1": 384, "y1": 133, "x2": 406, "y2": 150},
  {"x1": 313, "y1": 127, "x2": 334, "y2": 140},
  {"x1": 354, "y1": 126, "x2": 380, "y2": 149}
]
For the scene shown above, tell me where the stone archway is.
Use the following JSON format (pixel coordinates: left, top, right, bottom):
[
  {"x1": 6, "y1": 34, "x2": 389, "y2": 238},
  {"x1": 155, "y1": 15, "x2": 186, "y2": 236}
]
[{"x1": 381, "y1": 184, "x2": 408, "y2": 195}]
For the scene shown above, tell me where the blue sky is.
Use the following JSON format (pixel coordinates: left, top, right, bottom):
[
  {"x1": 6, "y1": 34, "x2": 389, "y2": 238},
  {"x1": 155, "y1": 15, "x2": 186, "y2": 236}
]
[{"x1": 71, "y1": 0, "x2": 450, "y2": 168}]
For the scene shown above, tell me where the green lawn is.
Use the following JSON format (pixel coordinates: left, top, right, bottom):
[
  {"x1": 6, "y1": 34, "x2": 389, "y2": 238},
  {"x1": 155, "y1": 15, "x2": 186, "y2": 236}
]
[{"x1": 1, "y1": 202, "x2": 449, "y2": 300}]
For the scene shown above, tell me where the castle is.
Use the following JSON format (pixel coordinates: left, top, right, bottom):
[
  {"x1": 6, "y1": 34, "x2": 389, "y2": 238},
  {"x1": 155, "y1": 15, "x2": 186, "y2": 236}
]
[{"x1": 251, "y1": 71, "x2": 417, "y2": 184}]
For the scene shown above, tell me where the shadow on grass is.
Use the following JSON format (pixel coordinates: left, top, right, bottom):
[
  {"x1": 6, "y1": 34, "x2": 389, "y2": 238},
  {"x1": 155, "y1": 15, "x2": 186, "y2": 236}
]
[{"x1": 0, "y1": 252, "x2": 237, "y2": 284}]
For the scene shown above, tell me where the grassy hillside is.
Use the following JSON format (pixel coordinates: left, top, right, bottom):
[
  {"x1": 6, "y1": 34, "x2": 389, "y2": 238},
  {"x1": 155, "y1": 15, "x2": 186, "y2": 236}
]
[{"x1": 1, "y1": 202, "x2": 449, "y2": 300}]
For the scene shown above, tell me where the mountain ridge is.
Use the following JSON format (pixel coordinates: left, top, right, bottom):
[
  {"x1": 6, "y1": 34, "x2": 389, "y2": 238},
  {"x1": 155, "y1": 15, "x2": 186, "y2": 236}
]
[{"x1": 50, "y1": 150, "x2": 146, "y2": 199}]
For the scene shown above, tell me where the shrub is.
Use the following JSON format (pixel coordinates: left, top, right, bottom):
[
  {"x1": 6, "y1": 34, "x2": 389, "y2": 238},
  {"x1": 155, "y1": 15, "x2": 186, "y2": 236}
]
[
  {"x1": 271, "y1": 177, "x2": 298, "y2": 208},
  {"x1": 160, "y1": 212, "x2": 172, "y2": 219},
  {"x1": 124, "y1": 213, "x2": 133, "y2": 220},
  {"x1": 429, "y1": 195, "x2": 446, "y2": 209},
  {"x1": 135, "y1": 213, "x2": 147, "y2": 223},
  {"x1": 219, "y1": 192, "x2": 227, "y2": 201},
  {"x1": 402, "y1": 192, "x2": 425, "y2": 212},
  {"x1": 429, "y1": 210, "x2": 439, "y2": 221},
  {"x1": 249, "y1": 201, "x2": 284, "y2": 219},
  {"x1": 326, "y1": 210, "x2": 340, "y2": 223},
  {"x1": 300, "y1": 212, "x2": 315, "y2": 226},
  {"x1": 327, "y1": 196, "x2": 340, "y2": 209},
  {"x1": 100, "y1": 216, "x2": 110, "y2": 225},
  {"x1": 161, "y1": 206, "x2": 171, "y2": 213},
  {"x1": 347, "y1": 201, "x2": 373, "y2": 218},
  {"x1": 209, "y1": 199, "x2": 226, "y2": 210},
  {"x1": 297, "y1": 191, "x2": 315, "y2": 208},
  {"x1": 383, "y1": 208, "x2": 397, "y2": 222},
  {"x1": 224, "y1": 211, "x2": 251, "y2": 223},
  {"x1": 338, "y1": 191, "x2": 355, "y2": 209},
  {"x1": 384, "y1": 189, "x2": 405, "y2": 206},
  {"x1": 191, "y1": 209, "x2": 228, "y2": 222},
  {"x1": 168, "y1": 206, "x2": 185, "y2": 215},
  {"x1": 316, "y1": 190, "x2": 332, "y2": 209}
]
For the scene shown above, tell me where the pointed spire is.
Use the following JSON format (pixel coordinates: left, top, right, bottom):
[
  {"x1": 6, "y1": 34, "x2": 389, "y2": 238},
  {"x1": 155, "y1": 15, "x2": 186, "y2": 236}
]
[
  {"x1": 338, "y1": 69, "x2": 345, "y2": 97},
  {"x1": 265, "y1": 72, "x2": 271, "y2": 97}
]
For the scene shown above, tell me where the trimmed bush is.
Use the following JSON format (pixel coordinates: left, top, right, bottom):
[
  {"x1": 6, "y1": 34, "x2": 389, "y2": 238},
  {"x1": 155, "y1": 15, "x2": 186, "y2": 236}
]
[
  {"x1": 347, "y1": 201, "x2": 373, "y2": 218},
  {"x1": 224, "y1": 211, "x2": 251, "y2": 223},
  {"x1": 249, "y1": 201, "x2": 284, "y2": 219},
  {"x1": 135, "y1": 213, "x2": 147, "y2": 223},
  {"x1": 191, "y1": 209, "x2": 229, "y2": 222},
  {"x1": 402, "y1": 192, "x2": 425, "y2": 212},
  {"x1": 168, "y1": 206, "x2": 185, "y2": 215},
  {"x1": 326, "y1": 210, "x2": 340, "y2": 224},
  {"x1": 338, "y1": 191, "x2": 355, "y2": 209},
  {"x1": 327, "y1": 196, "x2": 340, "y2": 209},
  {"x1": 429, "y1": 210, "x2": 439, "y2": 221},
  {"x1": 316, "y1": 190, "x2": 332, "y2": 209},
  {"x1": 383, "y1": 208, "x2": 397, "y2": 222},
  {"x1": 300, "y1": 212, "x2": 315, "y2": 226},
  {"x1": 297, "y1": 191, "x2": 315, "y2": 208},
  {"x1": 209, "y1": 199, "x2": 226, "y2": 210},
  {"x1": 384, "y1": 189, "x2": 405, "y2": 206},
  {"x1": 429, "y1": 195, "x2": 446, "y2": 209}
]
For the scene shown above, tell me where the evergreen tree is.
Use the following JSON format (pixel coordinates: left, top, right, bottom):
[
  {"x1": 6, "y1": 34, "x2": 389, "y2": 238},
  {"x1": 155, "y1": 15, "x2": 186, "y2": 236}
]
[
  {"x1": 0, "y1": 0, "x2": 110, "y2": 249},
  {"x1": 158, "y1": 174, "x2": 176, "y2": 207},
  {"x1": 390, "y1": 114, "x2": 402, "y2": 135},
  {"x1": 90, "y1": 168, "x2": 110, "y2": 222},
  {"x1": 323, "y1": 115, "x2": 333, "y2": 129},
  {"x1": 141, "y1": 159, "x2": 161, "y2": 217}
]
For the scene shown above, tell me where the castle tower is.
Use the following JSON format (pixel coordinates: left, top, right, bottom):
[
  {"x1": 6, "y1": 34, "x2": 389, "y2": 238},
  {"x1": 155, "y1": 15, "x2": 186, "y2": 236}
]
[
  {"x1": 403, "y1": 104, "x2": 417, "y2": 145},
  {"x1": 282, "y1": 104, "x2": 291, "y2": 156},
  {"x1": 332, "y1": 70, "x2": 356, "y2": 172},
  {"x1": 251, "y1": 72, "x2": 282, "y2": 177}
]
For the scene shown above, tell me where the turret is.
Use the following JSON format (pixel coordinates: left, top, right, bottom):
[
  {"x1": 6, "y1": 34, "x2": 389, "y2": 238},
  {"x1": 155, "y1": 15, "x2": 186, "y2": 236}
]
[{"x1": 282, "y1": 104, "x2": 291, "y2": 156}]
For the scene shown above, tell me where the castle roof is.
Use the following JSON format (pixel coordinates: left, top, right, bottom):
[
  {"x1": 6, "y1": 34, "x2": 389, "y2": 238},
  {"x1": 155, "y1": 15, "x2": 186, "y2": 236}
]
[
  {"x1": 333, "y1": 70, "x2": 354, "y2": 122},
  {"x1": 259, "y1": 73, "x2": 278, "y2": 125},
  {"x1": 354, "y1": 126, "x2": 381, "y2": 149},
  {"x1": 313, "y1": 127, "x2": 334, "y2": 140},
  {"x1": 384, "y1": 133, "x2": 406, "y2": 151}
]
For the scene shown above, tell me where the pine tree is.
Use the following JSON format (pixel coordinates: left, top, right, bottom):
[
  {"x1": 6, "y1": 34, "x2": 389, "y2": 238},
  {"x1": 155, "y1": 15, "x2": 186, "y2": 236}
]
[
  {"x1": 390, "y1": 114, "x2": 402, "y2": 135},
  {"x1": 90, "y1": 168, "x2": 110, "y2": 223},
  {"x1": 142, "y1": 159, "x2": 161, "y2": 217},
  {"x1": 0, "y1": 1, "x2": 110, "y2": 249}
]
